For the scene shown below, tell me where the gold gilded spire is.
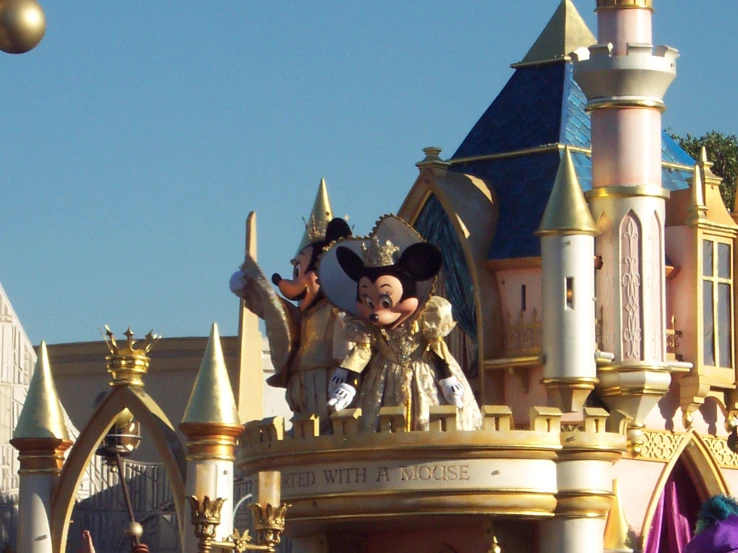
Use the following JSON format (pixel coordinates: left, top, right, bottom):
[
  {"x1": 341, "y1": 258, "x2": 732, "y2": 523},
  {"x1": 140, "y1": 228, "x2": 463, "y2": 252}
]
[
  {"x1": 693, "y1": 147, "x2": 737, "y2": 228},
  {"x1": 296, "y1": 178, "x2": 334, "y2": 255},
  {"x1": 604, "y1": 479, "x2": 633, "y2": 552},
  {"x1": 13, "y1": 342, "x2": 69, "y2": 441},
  {"x1": 536, "y1": 146, "x2": 598, "y2": 237},
  {"x1": 513, "y1": 0, "x2": 596, "y2": 67},
  {"x1": 181, "y1": 323, "x2": 241, "y2": 425},
  {"x1": 686, "y1": 157, "x2": 708, "y2": 226}
]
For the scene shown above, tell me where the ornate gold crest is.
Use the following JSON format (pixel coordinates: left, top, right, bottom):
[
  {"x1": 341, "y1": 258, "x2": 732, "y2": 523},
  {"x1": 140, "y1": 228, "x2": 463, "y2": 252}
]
[{"x1": 361, "y1": 235, "x2": 400, "y2": 267}]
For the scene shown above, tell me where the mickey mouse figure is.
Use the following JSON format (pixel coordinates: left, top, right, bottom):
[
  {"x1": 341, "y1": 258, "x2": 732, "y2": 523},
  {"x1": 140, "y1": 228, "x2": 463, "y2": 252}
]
[
  {"x1": 229, "y1": 198, "x2": 352, "y2": 429},
  {"x1": 318, "y1": 215, "x2": 482, "y2": 431}
]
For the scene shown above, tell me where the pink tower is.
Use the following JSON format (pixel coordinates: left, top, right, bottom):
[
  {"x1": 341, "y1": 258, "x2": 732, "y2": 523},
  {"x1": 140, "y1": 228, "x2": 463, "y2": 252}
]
[{"x1": 573, "y1": 0, "x2": 680, "y2": 450}]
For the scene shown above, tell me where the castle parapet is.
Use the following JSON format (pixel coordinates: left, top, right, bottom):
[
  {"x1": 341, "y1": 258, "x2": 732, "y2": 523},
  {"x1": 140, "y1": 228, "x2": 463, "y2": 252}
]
[
  {"x1": 573, "y1": 42, "x2": 678, "y2": 111},
  {"x1": 238, "y1": 406, "x2": 626, "y2": 534}
]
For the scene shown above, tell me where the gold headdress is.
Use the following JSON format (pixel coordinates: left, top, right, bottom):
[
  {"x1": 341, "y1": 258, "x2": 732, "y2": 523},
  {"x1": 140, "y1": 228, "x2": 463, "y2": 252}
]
[
  {"x1": 296, "y1": 178, "x2": 333, "y2": 255},
  {"x1": 303, "y1": 211, "x2": 330, "y2": 244},
  {"x1": 318, "y1": 214, "x2": 436, "y2": 318},
  {"x1": 361, "y1": 235, "x2": 400, "y2": 267}
]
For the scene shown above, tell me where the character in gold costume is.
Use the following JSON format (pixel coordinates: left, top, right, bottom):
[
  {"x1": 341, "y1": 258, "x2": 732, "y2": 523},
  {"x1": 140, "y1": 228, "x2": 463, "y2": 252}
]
[
  {"x1": 318, "y1": 215, "x2": 482, "y2": 431},
  {"x1": 229, "y1": 209, "x2": 352, "y2": 429}
]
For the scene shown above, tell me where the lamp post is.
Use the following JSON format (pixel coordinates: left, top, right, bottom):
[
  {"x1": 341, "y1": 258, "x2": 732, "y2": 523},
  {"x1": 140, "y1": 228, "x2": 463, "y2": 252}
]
[{"x1": 94, "y1": 408, "x2": 147, "y2": 552}]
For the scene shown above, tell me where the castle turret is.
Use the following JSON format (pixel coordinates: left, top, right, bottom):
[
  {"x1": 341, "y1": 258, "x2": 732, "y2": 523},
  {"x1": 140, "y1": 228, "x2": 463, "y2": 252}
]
[
  {"x1": 11, "y1": 342, "x2": 72, "y2": 553},
  {"x1": 180, "y1": 324, "x2": 243, "y2": 551},
  {"x1": 572, "y1": 0, "x2": 679, "y2": 451},
  {"x1": 537, "y1": 146, "x2": 599, "y2": 412}
]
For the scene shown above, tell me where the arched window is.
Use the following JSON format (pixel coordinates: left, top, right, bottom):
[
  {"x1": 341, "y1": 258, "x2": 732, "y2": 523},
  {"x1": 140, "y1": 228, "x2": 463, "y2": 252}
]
[
  {"x1": 643, "y1": 457, "x2": 702, "y2": 552},
  {"x1": 413, "y1": 195, "x2": 478, "y2": 376}
]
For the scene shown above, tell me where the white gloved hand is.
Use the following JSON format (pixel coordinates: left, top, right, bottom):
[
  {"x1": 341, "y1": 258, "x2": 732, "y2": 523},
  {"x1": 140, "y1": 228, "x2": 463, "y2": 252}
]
[
  {"x1": 440, "y1": 376, "x2": 464, "y2": 408},
  {"x1": 326, "y1": 383, "x2": 356, "y2": 411},
  {"x1": 229, "y1": 270, "x2": 247, "y2": 296},
  {"x1": 328, "y1": 368, "x2": 349, "y2": 396}
]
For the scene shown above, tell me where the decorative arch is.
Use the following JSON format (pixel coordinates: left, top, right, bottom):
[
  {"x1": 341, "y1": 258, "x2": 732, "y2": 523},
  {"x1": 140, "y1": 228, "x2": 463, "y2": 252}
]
[
  {"x1": 414, "y1": 195, "x2": 478, "y2": 373},
  {"x1": 398, "y1": 169, "x2": 498, "y2": 378},
  {"x1": 51, "y1": 385, "x2": 187, "y2": 553},
  {"x1": 640, "y1": 430, "x2": 728, "y2": 550}
]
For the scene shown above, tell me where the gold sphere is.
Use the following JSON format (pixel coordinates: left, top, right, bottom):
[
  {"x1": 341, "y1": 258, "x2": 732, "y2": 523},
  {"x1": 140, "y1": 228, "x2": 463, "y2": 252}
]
[
  {"x1": 0, "y1": 0, "x2": 45, "y2": 55},
  {"x1": 124, "y1": 521, "x2": 144, "y2": 539}
]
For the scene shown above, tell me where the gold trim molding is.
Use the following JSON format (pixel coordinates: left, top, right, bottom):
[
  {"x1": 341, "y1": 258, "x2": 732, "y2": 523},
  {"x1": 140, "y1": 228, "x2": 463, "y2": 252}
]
[
  {"x1": 585, "y1": 97, "x2": 665, "y2": 112},
  {"x1": 702, "y1": 435, "x2": 738, "y2": 469},
  {"x1": 180, "y1": 422, "x2": 244, "y2": 462},
  {"x1": 485, "y1": 257, "x2": 541, "y2": 272},
  {"x1": 596, "y1": 0, "x2": 653, "y2": 10},
  {"x1": 586, "y1": 185, "x2": 670, "y2": 201},
  {"x1": 636, "y1": 430, "x2": 686, "y2": 462},
  {"x1": 11, "y1": 438, "x2": 73, "y2": 474},
  {"x1": 636, "y1": 430, "x2": 738, "y2": 468}
]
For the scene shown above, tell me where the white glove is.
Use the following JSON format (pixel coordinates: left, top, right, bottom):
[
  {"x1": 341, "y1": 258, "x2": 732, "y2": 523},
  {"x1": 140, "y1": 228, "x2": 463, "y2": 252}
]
[
  {"x1": 327, "y1": 383, "x2": 356, "y2": 411},
  {"x1": 440, "y1": 376, "x2": 464, "y2": 408},
  {"x1": 229, "y1": 270, "x2": 247, "y2": 296},
  {"x1": 328, "y1": 368, "x2": 349, "y2": 396}
]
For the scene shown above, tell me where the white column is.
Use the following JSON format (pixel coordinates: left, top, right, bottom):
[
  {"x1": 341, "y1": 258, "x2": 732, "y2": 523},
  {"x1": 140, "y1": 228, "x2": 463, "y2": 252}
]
[
  {"x1": 16, "y1": 473, "x2": 56, "y2": 553},
  {"x1": 541, "y1": 518, "x2": 606, "y2": 553},
  {"x1": 183, "y1": 457, "x2": 236, "y2": 553},
  {"x1": 542, "y1": 234, "x2": 597, "y2": 378}
]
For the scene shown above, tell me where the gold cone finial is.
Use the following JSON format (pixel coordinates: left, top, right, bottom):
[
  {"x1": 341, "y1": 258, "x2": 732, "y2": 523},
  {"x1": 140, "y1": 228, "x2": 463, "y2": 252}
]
[
  {"x1": 13, "y1": 342, "x2": 70, "y2": 441},
  {"x1": 536, "y1": 146, "x2": 598, "y2": 237},
  {"x1": 604, "y1": 479, "x2": 633, "y2": 552},
  {"x1": 692, "y1": 147, "x2": 736, "y2": 227},
  {"x1": 296, "y1": 178, "x2": 334, "y2": 255},
  {"x1": 181, "y1": 323, "x2": 241, "y2": 425},
  {"x1": 513, "y1": 0, "x2": 596, "y2": 67},
  {"x1": 686, "y1": 159, "x2": 708, "y2": 225},
  {"x1": 698, "y1": 146, "x2": 720, "y2": 181}
]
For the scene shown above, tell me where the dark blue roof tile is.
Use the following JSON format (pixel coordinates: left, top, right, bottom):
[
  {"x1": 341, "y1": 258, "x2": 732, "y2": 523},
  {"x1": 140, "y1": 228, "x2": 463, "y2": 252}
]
[
  {"x1": 453, "y1": 64, "x2": 567, "y2": 159},
  {"x1": 449, "y1": 61, "x2": 696, "y2": 260}
]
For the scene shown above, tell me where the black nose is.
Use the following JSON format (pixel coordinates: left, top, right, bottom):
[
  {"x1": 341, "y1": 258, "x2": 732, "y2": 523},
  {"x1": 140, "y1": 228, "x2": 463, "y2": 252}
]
[
  {"x1": 271, "y1": 273, "x2": 282, "y2": 285},
  {"x1": 369, "y1": 314, "x2": 379, "y2": 323}
]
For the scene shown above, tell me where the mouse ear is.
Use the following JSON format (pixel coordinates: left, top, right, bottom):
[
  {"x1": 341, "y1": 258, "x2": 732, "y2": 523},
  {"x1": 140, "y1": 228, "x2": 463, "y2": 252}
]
[
  {"x1": 336, "y1": 246, "x2": 365, "y2": 282},
  {"x1": 396, "y1": 243, "x2": 442, "y2": 281},
  {"x1": 325, "y1": 218, "x2": 352, "y2": 243}
]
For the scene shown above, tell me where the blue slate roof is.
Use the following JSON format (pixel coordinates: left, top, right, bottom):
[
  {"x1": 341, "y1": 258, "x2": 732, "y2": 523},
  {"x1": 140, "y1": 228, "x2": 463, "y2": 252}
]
[{"x1": 450, "y1": 62, "x2": 695, "y2": 261}]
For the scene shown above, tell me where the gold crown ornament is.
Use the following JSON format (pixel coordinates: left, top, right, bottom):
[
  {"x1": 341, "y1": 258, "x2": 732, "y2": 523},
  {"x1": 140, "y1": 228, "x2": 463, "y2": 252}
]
[
  {"x1": 303, "y1": 210, "x2": 330, "y2": 243},
  {"x1": 103, "y1": 326, "x2": 161, "y2": 387},
  {"x1": 361, "y1": 235, "x2": 401, "y2": 267}
]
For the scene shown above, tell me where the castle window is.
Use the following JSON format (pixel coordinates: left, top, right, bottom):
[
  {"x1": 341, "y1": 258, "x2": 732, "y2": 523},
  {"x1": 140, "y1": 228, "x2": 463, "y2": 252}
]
[
  {"x1": 521, "y1": 285, "x2": 527, "y2": 312},
  {"x1": 703, "y1": 239, "x2": 733, "y2": 368}
]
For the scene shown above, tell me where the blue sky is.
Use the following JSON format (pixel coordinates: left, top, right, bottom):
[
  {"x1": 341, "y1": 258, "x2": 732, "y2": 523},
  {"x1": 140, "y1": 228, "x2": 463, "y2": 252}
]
[{"x1": 1, "y1": 1, "x2": 735, "y2": 345}]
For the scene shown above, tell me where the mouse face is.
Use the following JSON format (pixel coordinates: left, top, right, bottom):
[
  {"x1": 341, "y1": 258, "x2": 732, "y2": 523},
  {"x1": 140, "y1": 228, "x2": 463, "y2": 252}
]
[
  {"x1": 272, "y1": 218, "x2": 352, "y2": 312},
  {"x1": 275, "y1": 245, "x2": 321, "y2": 309},
  {"x1": 357, "y1": 273, "x2": 420, "y2": 328},
  {"x1": 337, "y1": 241, "x2": 442, "y2": 328}
]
